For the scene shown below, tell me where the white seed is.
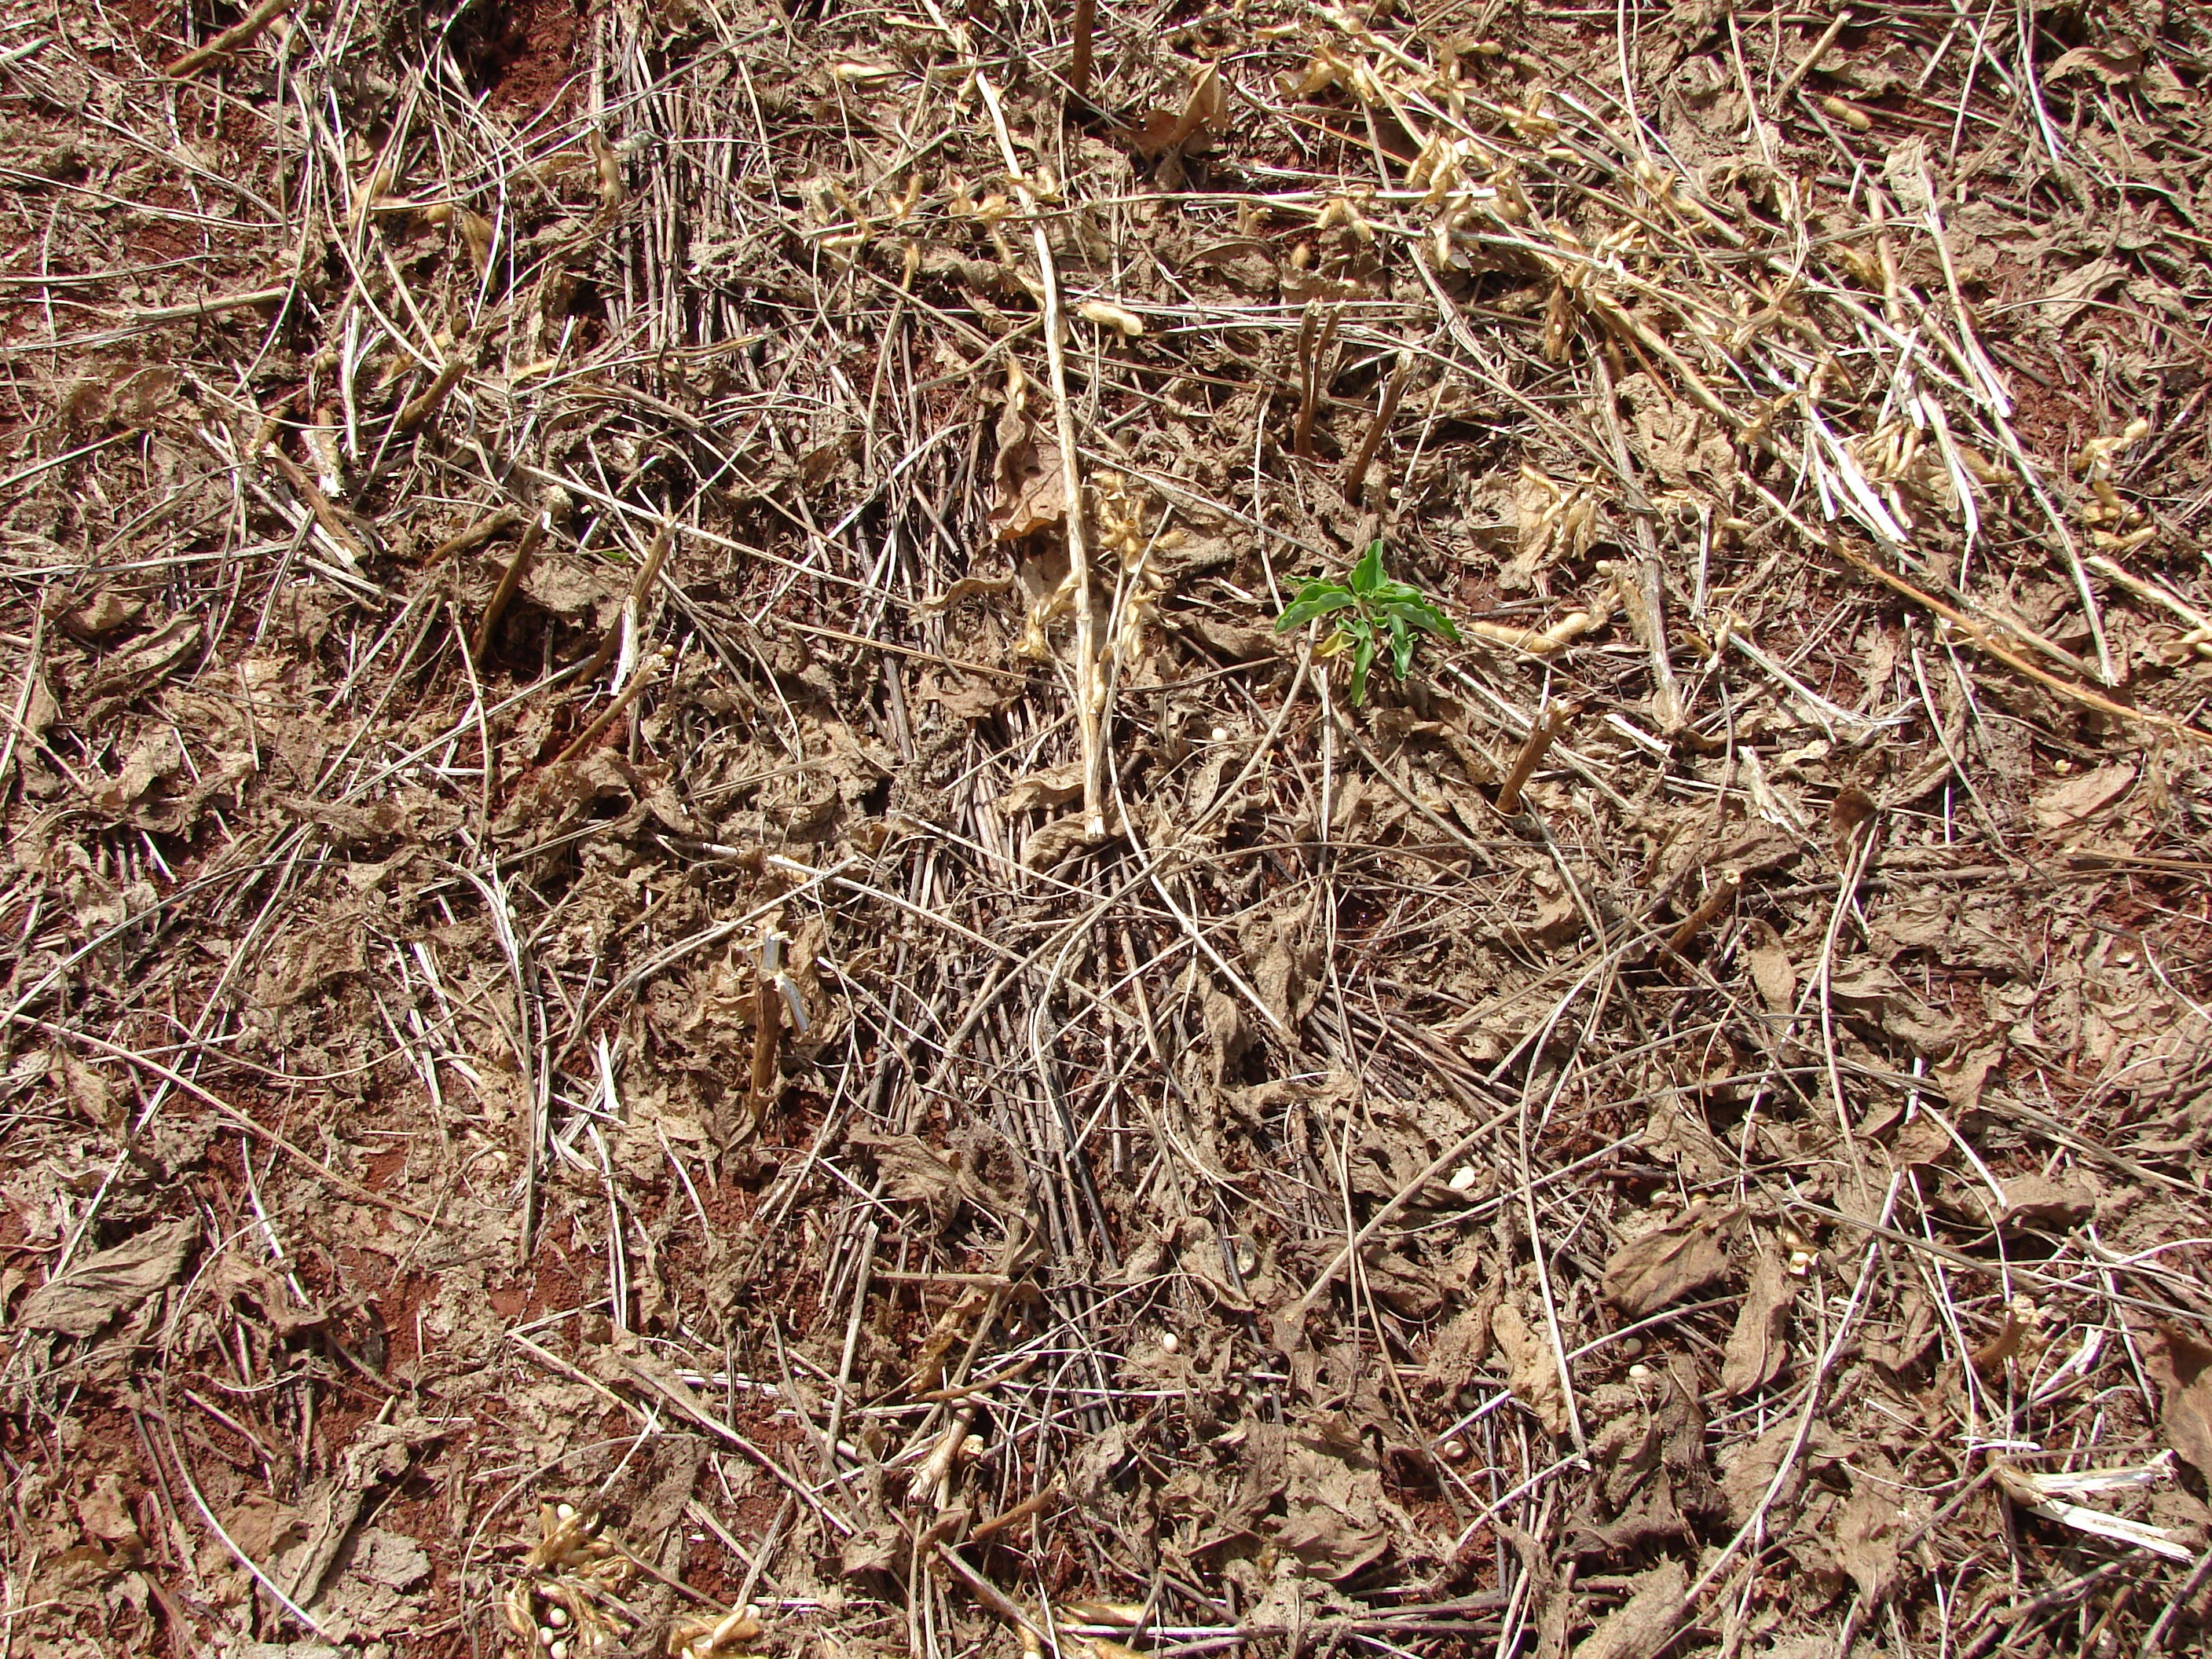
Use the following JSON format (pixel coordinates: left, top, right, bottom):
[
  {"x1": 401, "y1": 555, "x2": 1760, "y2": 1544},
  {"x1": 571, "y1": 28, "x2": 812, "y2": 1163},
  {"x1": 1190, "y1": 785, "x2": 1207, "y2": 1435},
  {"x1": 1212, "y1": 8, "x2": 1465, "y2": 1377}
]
[
  {"x1": 555, "y1": 1503, "x2": 576, "y2": 1521},
  {"x1": 1448, "y1": 1166, "x2": 1477, "y2": 1192},
  {"x1": 537, "y1": 1627, "x2": 555, "y2": 1647},
  {"x1": 1159, "y1": 1331, "x2": 1181, "y2": 1354},
  {"x1": 1209, "y1": 726, "x2": 1229, "y2": 742},
  {"x1": 1628, "y1": 1362, "x2": 1651, "y2": 1379},
  {"x1": 546, "y1": 1606, "x2": 569, "y2": 1628},
  {"x1": 550, "y1": 1641, "x2": 569, "y2": 1659},
  {"x1": 1441, "y1": 1438, "x2": 1467, "y2": 1461}
]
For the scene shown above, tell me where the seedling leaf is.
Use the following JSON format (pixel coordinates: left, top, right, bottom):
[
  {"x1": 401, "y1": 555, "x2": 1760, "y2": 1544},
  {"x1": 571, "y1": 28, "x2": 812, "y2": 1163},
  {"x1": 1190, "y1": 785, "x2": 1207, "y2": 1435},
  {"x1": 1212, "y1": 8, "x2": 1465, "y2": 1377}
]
[{"x1": 1273, "y1": 542, "x2": 1455, "y2": 704}]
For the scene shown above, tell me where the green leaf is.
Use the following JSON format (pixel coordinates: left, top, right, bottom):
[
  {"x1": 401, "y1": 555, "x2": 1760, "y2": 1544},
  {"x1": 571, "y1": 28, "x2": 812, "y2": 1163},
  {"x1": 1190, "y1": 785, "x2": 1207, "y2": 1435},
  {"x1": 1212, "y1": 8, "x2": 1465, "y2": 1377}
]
[
  {"x1": 1387, "y1": 610, "x2": 1414, "y2": 680},
  {"x1": 1386, "y1": 595, "x2": 1460, "y2": 642},
  {"x1": 1348, "y1": 540, "x2": 1386, "y2": 598},
  {"x1": 1348, "y1": 627, "x2": 1376, "y2": 703},
  {"x1": 1276, "y1": 580, "x2": 1357, "y2": 632}
]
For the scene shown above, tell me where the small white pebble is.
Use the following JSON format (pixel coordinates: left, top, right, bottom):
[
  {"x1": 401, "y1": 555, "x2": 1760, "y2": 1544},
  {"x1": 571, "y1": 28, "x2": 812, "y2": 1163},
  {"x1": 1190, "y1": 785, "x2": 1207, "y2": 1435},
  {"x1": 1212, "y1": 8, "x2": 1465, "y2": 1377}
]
[
  {"x1": 1440, "y1": 1438, "x2": 1467, "y2": 1461},
  {"x1": 550, "y1": 1641, "x2": 569, "y2": 1659},
  {"x1": 1159, "y1": 1330, "x2": 1181, "y2": 1354},
  {"x1": 1447, "y1": 1166, "x2": 1477, "y2": 1192},
  {"x1": 546, "y1": 1606, "x2": 569, "y2": 1628},
  {"x1": 555, "y1": 1502, "x2": 577, "y2": 1521},
  {"x1": 1210, "y1": 726, "x2": 1229, "y2": 742},
  {"x1": 537, "y1": 1628, "x2": 555, "y2": 1648},
  {"x1": 1628, "y1": 1363, "x2": 1651, "y2": 1379}
]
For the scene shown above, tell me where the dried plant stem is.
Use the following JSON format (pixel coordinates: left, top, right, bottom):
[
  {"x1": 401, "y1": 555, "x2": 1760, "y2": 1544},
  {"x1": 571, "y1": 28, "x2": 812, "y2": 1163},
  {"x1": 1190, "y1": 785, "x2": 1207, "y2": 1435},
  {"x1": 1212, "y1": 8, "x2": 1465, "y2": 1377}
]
[
  {"x1": 1659, "y1": 870, "x2": 1740, "y2": 961},
  {"x1": 1496, "y1": 705, "x2": 1571, "y2": 816},
  {"x1": 1070, "y1": 0, "x2": 1096, "y2": 97},
  {"x1": 549, "y1": 646, "x2": 669, "y2": 770},
  {"x1": 1776, "y1": 12, "x2": 1851, "y2": 101},
  {"x1": 975, "y1": 68, "x2": 1105, "y2": 835},
  {"x1": 471, "y1": 514, "x2": 546, "y2": 666},
  {"x1": 428, "y1": 508, "x2": 520, "y2": 564},
  {"x1": 267, "y1": 449, "x2": 372, "y2": 570},
  {"x1": 1342, "y1": 349, "x2": 1413, "y2": 496},
  {"x1": 394, "y1": 352, "x2": 468, "y2": 435},
  {"x1": 572, "y1": 520, "x2": 673, "y2": 687},
  {"x1": 166, "y1": 0, "x2": 298, "y2": 79}
]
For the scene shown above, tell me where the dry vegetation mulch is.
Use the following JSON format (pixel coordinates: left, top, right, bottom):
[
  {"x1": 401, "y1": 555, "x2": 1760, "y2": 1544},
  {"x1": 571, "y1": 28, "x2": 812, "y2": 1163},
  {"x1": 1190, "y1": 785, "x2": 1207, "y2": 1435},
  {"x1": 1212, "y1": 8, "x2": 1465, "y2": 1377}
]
[{"x1": 7, "y1": 0, "x2": 2212, "y2": 1656}]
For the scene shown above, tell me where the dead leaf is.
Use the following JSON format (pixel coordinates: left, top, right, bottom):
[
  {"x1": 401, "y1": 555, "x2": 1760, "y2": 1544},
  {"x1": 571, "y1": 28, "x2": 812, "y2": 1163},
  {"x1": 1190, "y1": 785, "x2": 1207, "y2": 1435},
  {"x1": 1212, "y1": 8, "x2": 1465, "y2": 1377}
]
[
  {"x1": 1834, "y1": 1481, "x2": 1903, "y2": 1602},
  {"x1": 1602, "y1": 1207, "x2": 1734, "y2": 1317},
  {"x1": 1825, "y1": 961, "x2": 1961, "y2": 1057},
  {"x1": 1127, "y1": 63, "x2": 1225, "y2": 158},
  {"x1": 1937, "y1": 1048, "x2": 1996, "y2": 1115},
  {"x1": 53, "y1": 589, "x2": 145, "y2": 639},
  {"x1": 311, "y1": 1525, "x2": 430, "y2": 1639},
  {"x1": 917, "y1": 667, "x2": 1020, "y2": 721},
  {"x1": 1021, "y1": 809, "x2": 1119, "y2": 870},
  {"x1": 1271, "y1": 1415, "x2": 1401, "y2": 1580},
  {"x1": 1201, "y1": 981, "x2": 1251, "y2": 1089},
  {"x1": 2149, "y1": 1326, "x2": 2212, "y2": 1481},
  {"x1": 79, "y1": 613, "x2": 202, "y2": 702},
  {"x1": 1492, "y1": 1302, "x2": 1571, "y2": 1437},
  {"x1": 849, "y1": 1130, "x2": 967, "y2": 1229},
  {"x1": 1239, "y1": 895, "x2": 1323, "y2": 1029},
  {"x1": 2034, "y1": 259, "x2": 2128, "y2": 330},
  {"x1": 252, "y1": 920, "x2": 368, "y2": 1008},
  {"x1": 1879, "y1": 1111, "x2": 1954, "y2": 1176},
  {"x1": 1998, "y1": 1174, "x2": 2095, "y2": 1230},
  {"x1": 75, "y1": 1473, "x2": 143, "y2": 1552},
  {"x1": 1743, "y1": 918, "x2": 1796, "y2": 1013},
  {"x1": 50, "y1": 1053, "x2": 125, "y2": 1134},
  {"x1": 988, "y1": 402, "x2": 1068, "y2": 541},
  {"x1": 2048, "y1": 43, "x2": 2145, "y2": 86},
  {"x1": 17, "y1": 1218, "x2": 196, "y2": 1336},
  {"x1": 1865, "y1": 1286, "x2": 1937, "y2": 1373},
  {"x1": 2031, "y1": 762, "x2": 2135, "y2": 830},
  {"x1": 1423, "y1": 1302, "x2": 1494, "y2": 1387},
  {"x1": 994, "y1": 763, "x2": 1086, "y2": 815},
  {"x1": 1570, "y1": 1558, "x2": 1685, "y2": 1659},
  {"x1": 1719, "y1": 1419, "x2": 1843, "y2": 1527},
  {"x1": 1881, "y1": 136, "x2": 1936, "y2": 218},
  {"x1": 1722, "y1": 1250, "x2": 1795, "y2": 1397}
]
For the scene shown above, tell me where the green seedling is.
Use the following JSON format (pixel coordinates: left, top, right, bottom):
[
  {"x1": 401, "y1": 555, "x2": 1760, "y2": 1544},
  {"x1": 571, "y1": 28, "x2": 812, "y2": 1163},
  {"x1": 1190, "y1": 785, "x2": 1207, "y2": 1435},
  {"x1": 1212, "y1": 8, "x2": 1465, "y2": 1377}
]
[{"x1": 1275, "y1": 540, "x2": 1459, "y2": 705}]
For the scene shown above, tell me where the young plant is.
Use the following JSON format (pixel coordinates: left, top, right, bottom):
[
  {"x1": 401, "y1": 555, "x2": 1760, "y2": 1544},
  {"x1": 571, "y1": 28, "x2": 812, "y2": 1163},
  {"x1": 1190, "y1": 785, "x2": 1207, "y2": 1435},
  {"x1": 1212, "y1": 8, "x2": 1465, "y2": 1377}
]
[{"x1": 1275, "y1": 540, "x2": 1459, "y2": 705}]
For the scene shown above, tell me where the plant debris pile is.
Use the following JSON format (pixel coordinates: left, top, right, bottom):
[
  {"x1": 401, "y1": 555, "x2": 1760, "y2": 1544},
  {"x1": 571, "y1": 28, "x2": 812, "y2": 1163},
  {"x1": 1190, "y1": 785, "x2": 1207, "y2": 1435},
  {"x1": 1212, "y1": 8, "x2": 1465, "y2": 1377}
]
[{"x1": 5, "y1": 1, "x2": 2212, "y2": 1656}]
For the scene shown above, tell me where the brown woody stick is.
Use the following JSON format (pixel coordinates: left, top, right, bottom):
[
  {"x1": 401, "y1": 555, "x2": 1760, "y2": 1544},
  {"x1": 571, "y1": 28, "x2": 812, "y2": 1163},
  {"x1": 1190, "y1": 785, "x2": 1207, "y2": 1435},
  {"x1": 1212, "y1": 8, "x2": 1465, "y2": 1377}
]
[
  {"x1": 167, "y1": 0, "x2": 298, "y2": 78},
  {"x1": 1496, "y1": 703, "x2": 1571, "y2": 815},
  {"x1": 1070, "y1": 0, "x2": 1095, "y2": 97},
  {"x1": 470, "y1": 515, "x2": 545, "y2": 665}
]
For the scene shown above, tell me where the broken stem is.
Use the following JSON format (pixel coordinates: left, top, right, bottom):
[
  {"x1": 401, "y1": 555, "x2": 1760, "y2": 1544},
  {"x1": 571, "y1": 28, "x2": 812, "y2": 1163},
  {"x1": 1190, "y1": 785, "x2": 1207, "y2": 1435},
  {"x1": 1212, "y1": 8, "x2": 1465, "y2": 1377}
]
[
  {"x1": 1342, "y1": 348, "x2": 1413, "y2": 497},
  {"x1": 166, "y1": 0, "x2": 297, "y2": 78},
  {"x1": 549, "y1": 645, "x2": 668, "y2": 770},
  {"x1": 1659, "y1": 870, "x2": 1741, "y2": 961},
  {"x1": 1496, "y1": 703, "x2": 1571, "y2": 816},
  {"x1": 394, "y1": 352, "x2": 469, "y2": 435},
  {"x1": 1069, "y1": 0, "x2": 1095, "y2": 98},
  {"x1": 470, "y1": 512, "x2": 545, "y2": 666}
]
